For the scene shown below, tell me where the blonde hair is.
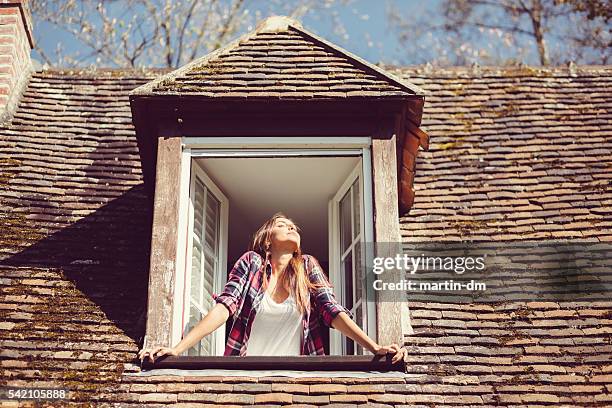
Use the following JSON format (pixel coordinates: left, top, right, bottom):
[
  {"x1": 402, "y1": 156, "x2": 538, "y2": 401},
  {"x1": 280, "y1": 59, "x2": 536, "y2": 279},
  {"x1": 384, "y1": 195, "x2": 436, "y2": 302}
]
[{"x1": 250, "y1": 212, "x2": 330, "y2": 315}]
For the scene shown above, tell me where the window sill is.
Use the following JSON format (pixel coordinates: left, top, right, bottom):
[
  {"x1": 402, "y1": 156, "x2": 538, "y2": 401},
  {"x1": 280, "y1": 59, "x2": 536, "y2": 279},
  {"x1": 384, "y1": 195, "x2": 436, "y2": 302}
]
[{"x1": 141, "y1": 355, "x2": 406, "y2": 372}]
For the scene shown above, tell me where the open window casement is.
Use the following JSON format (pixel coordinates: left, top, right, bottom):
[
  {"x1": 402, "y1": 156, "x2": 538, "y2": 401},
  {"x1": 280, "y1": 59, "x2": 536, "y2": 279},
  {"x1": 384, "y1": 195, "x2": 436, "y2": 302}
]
[
  {"x1": 328, "y1": 161, "x2": 375, "y2": 355},
  {"x1": 174, "y1": 160, "x2": 228, "y2": 356},
  {"x1": 130, "y1": 15, "x2": 428, "y2": 368}
]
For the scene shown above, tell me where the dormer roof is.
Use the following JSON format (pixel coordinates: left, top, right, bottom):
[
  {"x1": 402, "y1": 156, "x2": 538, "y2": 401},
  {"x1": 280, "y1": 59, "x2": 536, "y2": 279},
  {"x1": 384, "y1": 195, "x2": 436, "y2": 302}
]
[{"x1": 130, "y1": 15, "x2": 424, "y2": 99}]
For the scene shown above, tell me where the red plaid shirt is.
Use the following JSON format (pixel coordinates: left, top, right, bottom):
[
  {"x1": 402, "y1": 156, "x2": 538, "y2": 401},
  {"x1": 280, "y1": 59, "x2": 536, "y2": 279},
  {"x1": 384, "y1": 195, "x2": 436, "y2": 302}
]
[{"x1": 212, "y1": 251, "x2": 353, "y2": 356}]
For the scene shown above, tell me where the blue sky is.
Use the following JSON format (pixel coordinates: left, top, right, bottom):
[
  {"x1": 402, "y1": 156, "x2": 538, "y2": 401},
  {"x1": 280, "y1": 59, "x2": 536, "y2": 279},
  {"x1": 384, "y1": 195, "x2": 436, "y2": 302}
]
[
  {"x1": 31, "y1": 0, "x2": 587, "y2": 68},
  {"x1": 30, "y1": 0, "x2": 449, "y2": 67},
  {"x1": 297, "y1": 0, "x2": 436, "y2": 65}
]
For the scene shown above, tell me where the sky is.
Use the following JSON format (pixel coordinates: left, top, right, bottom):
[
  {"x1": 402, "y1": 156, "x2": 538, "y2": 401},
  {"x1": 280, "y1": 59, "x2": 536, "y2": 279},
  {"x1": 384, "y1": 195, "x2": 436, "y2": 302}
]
[
  {"x1": 31, "y1": 0, "x2": 595, "y2": 68},
  {"x1": 297, "y1": 0, "x2": 436, "y2": 65},
  {"x1": 30, "y1": 0, "x2": 452, "y2": 68}
]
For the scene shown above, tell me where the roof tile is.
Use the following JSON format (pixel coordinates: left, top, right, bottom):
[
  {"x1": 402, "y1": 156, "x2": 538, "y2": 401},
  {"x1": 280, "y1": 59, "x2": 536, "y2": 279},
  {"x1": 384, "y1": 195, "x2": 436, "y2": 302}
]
[
  {"x1": 1, "y1": 65, "x2": 611, "y2": 405},
  {"x1": 131, "y1": 20, "x2": 422, "y2": 98}
]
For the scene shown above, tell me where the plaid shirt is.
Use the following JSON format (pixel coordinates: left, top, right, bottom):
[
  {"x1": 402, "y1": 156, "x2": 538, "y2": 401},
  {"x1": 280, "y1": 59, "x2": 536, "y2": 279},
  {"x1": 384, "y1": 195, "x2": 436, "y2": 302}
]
[{"x1": 212, "y1": 251, "x2": 353, "y2": 356}]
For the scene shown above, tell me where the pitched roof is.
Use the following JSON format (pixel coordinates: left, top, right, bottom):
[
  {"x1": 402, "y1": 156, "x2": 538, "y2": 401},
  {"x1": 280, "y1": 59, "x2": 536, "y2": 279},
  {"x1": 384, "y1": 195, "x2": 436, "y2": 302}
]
[
  {"x1": 130, "y1": 16, "x2": 424, "y2": 99},
  {"x1": 395, "y1": 65, "x2": 612, "y2": 242},
  {"x1": 0, "y1": 66, "x2": 611, "y2": 405}
]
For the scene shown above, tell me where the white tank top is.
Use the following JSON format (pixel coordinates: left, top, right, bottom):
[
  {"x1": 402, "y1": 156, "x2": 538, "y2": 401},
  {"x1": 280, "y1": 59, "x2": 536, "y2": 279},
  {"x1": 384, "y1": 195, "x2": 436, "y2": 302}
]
[{"x1": 246, "y1": 291, "x2": 302, "y2": 356}]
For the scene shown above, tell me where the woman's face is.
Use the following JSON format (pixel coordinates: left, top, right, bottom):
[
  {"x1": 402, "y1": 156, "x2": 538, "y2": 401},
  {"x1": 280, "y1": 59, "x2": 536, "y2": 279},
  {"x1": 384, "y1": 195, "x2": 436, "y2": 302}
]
[{"x1": 269, "y1": 217, "x2": 300, "y2": 251}]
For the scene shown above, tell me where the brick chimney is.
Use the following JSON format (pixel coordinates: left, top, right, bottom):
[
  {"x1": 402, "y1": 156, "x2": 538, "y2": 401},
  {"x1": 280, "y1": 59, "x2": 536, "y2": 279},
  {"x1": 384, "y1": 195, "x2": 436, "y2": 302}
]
[{"x1": 0, "y1": 0, "x2": 33, "y2": 122}]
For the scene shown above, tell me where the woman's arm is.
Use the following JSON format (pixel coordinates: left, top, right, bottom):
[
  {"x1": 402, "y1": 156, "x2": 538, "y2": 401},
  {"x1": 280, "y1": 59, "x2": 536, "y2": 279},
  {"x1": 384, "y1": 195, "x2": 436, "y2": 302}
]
[
  {"x1": 331, "y1": 312, "x2": 406, "y2": 364},
  {"x1": 138, "y1": 303, "x2": 229, "y2": 363},
  {"x1": 173, "y1": 303, "x2": 229, "y2": 354},
  {"x1": 306, "y1": 255, "x2": 406, "y2": 364},
  {"x1": 138, "y1": 251, "x2": 256, "y2": 363},
  {"x1": 330, "y1": 312, "x2": 377, "y2": 352}
]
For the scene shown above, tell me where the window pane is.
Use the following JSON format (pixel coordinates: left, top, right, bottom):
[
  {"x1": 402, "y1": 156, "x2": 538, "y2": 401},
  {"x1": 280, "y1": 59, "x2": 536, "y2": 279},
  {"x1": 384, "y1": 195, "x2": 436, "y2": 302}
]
[
  {"x1": 205, "y1": 191, "x2": 219, "y2": 253},
  {"x1": 345, "y1": 337, "x2": 355, "y2": 355},
  {"x1": 187, "y1": 303, "x2": 211, "y2": 356},
  {"x1": 193, "y1": 179, "x2": 205, "y2": 240},
  {"x1": 354, "y1": 240, "x2": 363, "y2": 301},
  {"x1": 189, "y1": 175, "x2": 207, "y2": 357},
  {"x1": 203, "y1": 250, "x2": 215, "y2": 294},
  {"x1": 191, "y1": 241, "x2": 202, "y2": 304},
  {"x1": 342, "y1": 252, "x2": 353, "y2": 310},
  {"x1": 187, "y1": 173, "x2": 222, "y2": 356},
  {"x1": 340, "y1": 189, "x2": 351, "y2": 253},
  {"x1": 355, "y1": 303, "x2": 363, "y2": 355},
  {"x1": 352, "y1": 178, "x2": 360, "y2": 240}
]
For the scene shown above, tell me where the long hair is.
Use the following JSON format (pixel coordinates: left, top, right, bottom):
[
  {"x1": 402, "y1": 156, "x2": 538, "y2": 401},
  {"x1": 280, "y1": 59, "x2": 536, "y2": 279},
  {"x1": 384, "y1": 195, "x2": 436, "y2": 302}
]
[{"x1": 250, "y1": 212, "x2": 330, "y2": 315}]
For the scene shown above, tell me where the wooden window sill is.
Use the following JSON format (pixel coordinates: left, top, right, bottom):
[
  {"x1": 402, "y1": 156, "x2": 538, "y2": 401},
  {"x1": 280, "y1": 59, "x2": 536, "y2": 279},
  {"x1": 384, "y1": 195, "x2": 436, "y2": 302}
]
[{"x1": 141, "y1": 355, "x2": 406, "y2": 372}]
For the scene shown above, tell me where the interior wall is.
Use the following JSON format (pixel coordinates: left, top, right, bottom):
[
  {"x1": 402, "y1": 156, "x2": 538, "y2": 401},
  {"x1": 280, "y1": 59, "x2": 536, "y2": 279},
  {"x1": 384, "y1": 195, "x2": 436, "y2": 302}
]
[
  {"x1": 195, "y1": 156, "x2": 360, "y2": 277},
  {"x1": 227, "y1": 205, "x2": 256, "y2": 271}
]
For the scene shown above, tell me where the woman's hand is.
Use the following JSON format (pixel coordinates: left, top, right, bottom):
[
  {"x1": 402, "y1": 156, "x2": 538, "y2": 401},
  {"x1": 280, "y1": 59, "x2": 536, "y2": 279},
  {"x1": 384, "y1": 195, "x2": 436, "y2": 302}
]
[
  {"x1": 373, "y1": 343, "x2": 407, "y2": 364},
  {"x1": 138, "y1": 346, "x2": 178, "y2": 363}
]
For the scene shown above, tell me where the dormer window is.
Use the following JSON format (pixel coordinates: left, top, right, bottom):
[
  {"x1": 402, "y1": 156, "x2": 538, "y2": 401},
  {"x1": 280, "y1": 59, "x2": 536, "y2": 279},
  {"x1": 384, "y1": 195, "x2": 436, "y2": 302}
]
[{"x1": 129, "y1": 16, "x2": 428, "y2": 365}]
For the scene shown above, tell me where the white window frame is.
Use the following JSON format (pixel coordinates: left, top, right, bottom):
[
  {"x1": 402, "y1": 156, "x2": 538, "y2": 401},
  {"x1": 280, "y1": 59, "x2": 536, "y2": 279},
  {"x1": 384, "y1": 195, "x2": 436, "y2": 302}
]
[
  {"x1": 173, "y1": 154, "x2": 229, "y2": 355},
  {"x1": 175, "y1": 136, "x2": 375, "y2": 355},
  {"x1": 328, "y1": 155, "x2": 375, "y2": 355}
]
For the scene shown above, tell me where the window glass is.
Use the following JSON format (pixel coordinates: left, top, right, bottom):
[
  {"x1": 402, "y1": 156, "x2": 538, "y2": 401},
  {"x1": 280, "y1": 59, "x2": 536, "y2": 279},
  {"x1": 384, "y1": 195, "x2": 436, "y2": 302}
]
[
  {"x1": 340, "y1": 189, "x2": 352, "y2": 253},
  {"x1": 205, "y1": 193, "x2": 219, "y2": 252},
  {"x1": 187, "y1": 176, "x2": 221, "y2": 356},
  {"x1": 355, "y1": 240, "x2": 363, "y2": 301},
  {"x1": 187, "y1": 304, "x2": 211, "y2": 356},
  {"x1": 355, "y1": 302, "x2": 363, "y2": 355},
  {"x1": 342, "y1": 252, "x2": 353, "y2": 311},
  {"x1": 352, "y1": 178, "x2": 360, "y2": 240},
  {"x1": 337, "y1": 172, "x2": 367, "y2": 355}
]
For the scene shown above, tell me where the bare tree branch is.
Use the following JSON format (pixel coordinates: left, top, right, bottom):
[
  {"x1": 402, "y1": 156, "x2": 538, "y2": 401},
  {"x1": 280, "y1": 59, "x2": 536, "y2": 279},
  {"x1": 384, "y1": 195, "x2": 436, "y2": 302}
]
[
  {"x1": 175, "y1": 0, "x2": 199, "y2": 66},
  {"x1": 388, "y1": 0, "x2": 611, "y2": 66},
  {"x1": 31, "y1": 0, "x2": 355, "y2": 68}
]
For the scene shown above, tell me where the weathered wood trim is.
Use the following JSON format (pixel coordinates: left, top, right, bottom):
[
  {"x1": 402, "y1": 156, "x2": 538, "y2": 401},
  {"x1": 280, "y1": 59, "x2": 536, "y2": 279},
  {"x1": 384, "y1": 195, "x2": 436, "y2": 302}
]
[
  {"x1": 399, "y1": 130, "x2": 421, "y2": 214},
  {"x1": 144, "y1": 136, "x2": 183, "y2": 349},
  {"x1": 372, "y1": 135, "x2": 413, "y2": 346},
  {"x1": 406, "y1": 119, "x2": 429, "y2": 151}
]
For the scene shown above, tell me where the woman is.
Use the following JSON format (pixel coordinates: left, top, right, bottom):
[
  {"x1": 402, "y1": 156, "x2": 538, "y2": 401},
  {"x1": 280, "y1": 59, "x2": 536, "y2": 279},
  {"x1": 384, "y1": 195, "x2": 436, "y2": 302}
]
[{"x1": 138, "y1": 213, "x2": 407, "y2": 364}]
